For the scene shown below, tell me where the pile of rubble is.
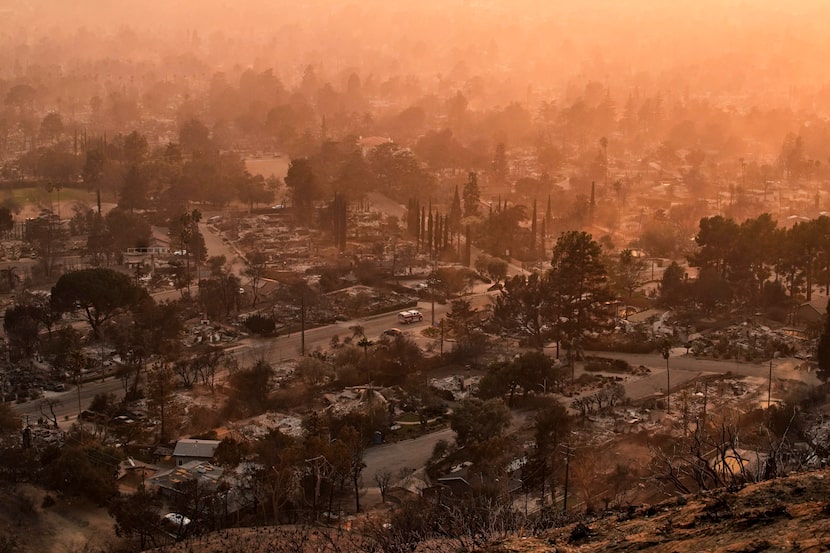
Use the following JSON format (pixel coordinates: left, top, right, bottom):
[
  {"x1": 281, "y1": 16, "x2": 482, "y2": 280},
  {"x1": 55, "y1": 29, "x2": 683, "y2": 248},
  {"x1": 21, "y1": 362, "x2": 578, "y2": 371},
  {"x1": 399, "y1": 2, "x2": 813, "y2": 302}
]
[
  {"x1": 188, "y1": 320, "x2": 243, "y2": 346},
  {"x1": 234, "y1": 412, "x2": 304, "y2": 439},
  {"x1": 686, "y1": 322, "x2": 811, "y2": 361},
  {"x1": 429, "y1": 375, "x2": 480, "y2": 400}
]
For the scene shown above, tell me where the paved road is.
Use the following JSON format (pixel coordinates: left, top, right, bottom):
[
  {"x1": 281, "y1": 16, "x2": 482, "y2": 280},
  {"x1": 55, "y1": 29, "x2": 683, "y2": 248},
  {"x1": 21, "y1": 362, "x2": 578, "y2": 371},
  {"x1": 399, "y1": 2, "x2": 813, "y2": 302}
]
[
  {"x1": 363, "y1": 428, "x2": 454, "y2": 484},
  {"x1": 232, "y1": 287, "x2": 496, "y2": 365},
  {"x1": 8, "y1": 289, "x2": 495, "y2": 426},
  {"x1": 581, "y1": 350, "x2": 821, "y2": 402},
  {"x1": 11, "y1": 375, "x2": 127, "y2": 425},
  {"x1": 199, "y1": 221, "x2": 246, "y2": 278}
]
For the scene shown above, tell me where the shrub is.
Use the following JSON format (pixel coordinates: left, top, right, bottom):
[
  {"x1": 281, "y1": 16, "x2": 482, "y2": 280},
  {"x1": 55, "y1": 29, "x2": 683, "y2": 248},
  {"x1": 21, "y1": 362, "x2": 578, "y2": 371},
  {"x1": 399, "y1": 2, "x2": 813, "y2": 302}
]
[
  {"x1": 430, "y1": 439, "x2": 449, "y2": 462},
  {"x1": 269, "y1": 388, "x2": 309, "y2": 411},
  {"x1": 242, "y1": 314, "x2": 276, "y2": 336},
  {"x1": 583, "y1": 335, "x2": 657, "y2": 354},
  {"x1": 335, "y1": 364, "x2": 361, "y2": 387},
  {"x1": 583, "y1": 356, "x2": 631, "y2": 373},
  {"x1": 430, "y1": 387, "x2": 455, "y2": 402}
]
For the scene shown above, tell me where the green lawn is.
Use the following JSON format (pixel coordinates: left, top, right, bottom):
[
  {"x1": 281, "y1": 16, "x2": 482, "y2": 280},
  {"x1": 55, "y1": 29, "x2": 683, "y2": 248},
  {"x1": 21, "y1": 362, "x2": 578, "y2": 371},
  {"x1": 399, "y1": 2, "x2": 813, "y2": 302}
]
[
  {"x1": 2, "y1": 185, "x2": 98, "y2": 210},
  {"x1": 395, "y1": 412, "x2": 421, "y2": 424}
]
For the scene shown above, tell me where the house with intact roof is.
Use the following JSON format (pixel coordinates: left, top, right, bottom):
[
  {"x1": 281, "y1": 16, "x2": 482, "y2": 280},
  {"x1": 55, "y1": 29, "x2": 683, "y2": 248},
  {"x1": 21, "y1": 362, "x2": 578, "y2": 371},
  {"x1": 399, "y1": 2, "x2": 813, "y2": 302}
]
[{"x1": 172, "y1": 438, "x2": 221, "y2": 466}]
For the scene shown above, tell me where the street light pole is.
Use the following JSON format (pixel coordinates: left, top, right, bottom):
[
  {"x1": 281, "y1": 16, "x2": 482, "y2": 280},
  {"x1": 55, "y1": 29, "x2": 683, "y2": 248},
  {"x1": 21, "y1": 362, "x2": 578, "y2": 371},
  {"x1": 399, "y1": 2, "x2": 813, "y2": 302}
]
[
  {"x1": 439, "y1": 320, "x2": 444, "y2": 356},
  {"x1": 661, "y1": 341, "x2": 671, "y2": 414},
  {"x1": 300, "y1": 295, "x2": 306, "y2": 356},
  {"x1": 430, "y1": 258, "x2": 437, "y2": 326},
  {"x1": 666, "y1": 354, "x2": 670, "y2": 414},
  {"x1": 563, "y1": 442, "x2": 572, "y2": 513}
]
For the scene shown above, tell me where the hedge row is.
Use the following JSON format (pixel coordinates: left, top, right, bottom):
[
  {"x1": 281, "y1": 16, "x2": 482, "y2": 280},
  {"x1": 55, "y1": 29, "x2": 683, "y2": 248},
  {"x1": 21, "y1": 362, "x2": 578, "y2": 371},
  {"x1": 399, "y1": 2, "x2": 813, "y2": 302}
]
[{"x1": 583, "y1": 356, "x2": 631, "y2": 373}]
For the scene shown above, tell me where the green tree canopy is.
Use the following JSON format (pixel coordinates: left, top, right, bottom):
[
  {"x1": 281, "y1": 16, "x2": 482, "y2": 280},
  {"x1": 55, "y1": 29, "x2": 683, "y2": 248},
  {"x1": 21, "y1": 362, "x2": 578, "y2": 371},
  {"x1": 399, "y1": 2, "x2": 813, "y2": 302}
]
[
  {"x1": 449, "y1": 397, "x2": 511, "y2": 448},
  {"x1": 3, "y1": 304, "x2": 42, "y2": 359},
  {"x1": 51, "y1": 268, "x2": 149, "y2": 337},
  {"x1": 548, "y1": 230, "x2": 611, "y2": 345},
  {"x1": 0, "y1": 206, "x2": 13, "y2": 234},
  {"x1": 658, "y1": 261, "x2": 687, "y2": 307},
  {"x1": 0, "y1": 402, "x2": 22, "y2": 434},
  {"x1": 285, "y1": 157, "x2": 318, "y2": 222}
]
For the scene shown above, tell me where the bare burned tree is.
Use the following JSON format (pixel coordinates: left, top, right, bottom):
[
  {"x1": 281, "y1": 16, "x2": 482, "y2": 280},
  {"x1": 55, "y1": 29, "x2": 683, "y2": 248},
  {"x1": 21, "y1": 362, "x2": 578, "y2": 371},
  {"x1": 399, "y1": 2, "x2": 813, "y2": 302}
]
[
  {"x1": 196, "y1": 348, "x2": 226, "y2": 391},
  {"x1": 172, "y1": 357, "x2": 199, "y2": 389},
  {"x1": 374, "y1": 469, "x2": 392, "y2": 503},
  {"x1": 364, "y1": 497, "x2": 434, "y2": 553},
  {"x1": 162, "y1": 524, "x2": 374, "y2": 553},
  {"x1": 432, "y1": 492, "x2": 524, "y2": 551},
  {"x1": 39, "y1": 397, "x2": 61, "y2": 428},
  {"x1": 649, "y1": 408, "x2": 803, "y2": 495}
]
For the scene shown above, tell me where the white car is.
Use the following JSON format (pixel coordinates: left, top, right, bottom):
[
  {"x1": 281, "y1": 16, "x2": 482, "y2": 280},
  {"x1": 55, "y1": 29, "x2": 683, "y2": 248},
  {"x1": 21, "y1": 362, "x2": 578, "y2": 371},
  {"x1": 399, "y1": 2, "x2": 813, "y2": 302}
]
[{"x1": 163, "y1": 513, "x2": 191, "y2": 527}]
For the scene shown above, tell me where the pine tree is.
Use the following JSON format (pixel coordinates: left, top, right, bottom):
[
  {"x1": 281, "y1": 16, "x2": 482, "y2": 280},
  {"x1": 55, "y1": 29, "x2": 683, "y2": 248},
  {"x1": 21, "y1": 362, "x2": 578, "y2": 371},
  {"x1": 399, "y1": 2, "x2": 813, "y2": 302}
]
[
  {"x1": 449, "y1": 185, "x2": 462, "y2": 233},
  {"x1": 463, "y1": 172, "x2": 480, "y2": 217},
  {"x1": 491, "y1": 142, "x2": 508, "y2": 184},
  {"x1": 545, "y1": 195, "x2": 552, "y2": 231},
  {"x1": 464, "y1": 224, "x2": 472, "y2": 266},
  {"x1": 331, "y1": 193, "x2": 347, "y2": 251},
  {"x1": 530, "y1": 199, "x2": 537, "y2": 257},
  {"x1": 590, "y1": 181, "x2": 596, "y2": 222},
  {"x1": 419, "y1": 207, "x2": 425, "y2": 253},
  {"x1": 407, "y1": 199, "x2": 415, "y2": 235},
  {"x1": 427, "y1": 208, "x2": 434, "y2": 259},
  {"x1": 817, "y1": 298, "x2": 830, "y2": 383},
  {"x1": 432, "y1": 212, "x2": 444, "y2": 255}
]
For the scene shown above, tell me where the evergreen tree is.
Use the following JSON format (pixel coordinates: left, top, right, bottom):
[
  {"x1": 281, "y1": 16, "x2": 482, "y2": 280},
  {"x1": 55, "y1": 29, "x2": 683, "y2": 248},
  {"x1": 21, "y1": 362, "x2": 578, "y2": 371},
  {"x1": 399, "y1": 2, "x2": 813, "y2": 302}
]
[
  {"x1": 419, "y1": 206, "x2": 425, "y2": 253},
  {"x1": 284, "y1": 158, "x2": 318, "y2": 223},
  {"x1": 491, "y1": 143, "x2": 508, "y2": 184},
  {"x1": 464, "y1": 224, "x2": 472, "y2": 266},
  {"x1": 406, "y1": 199, "x2": 415, "y2": 235},
  {"x1": 437, "y1": 214, "x2": 442, "y2": 254},
  {"x1": 545, "y1": 194, "x2": 552, "y2": 230},
  {"x1": 817, "y1": 298, "x2": 830, "y2": 383},
  {"x1": 590, "y1": 181, "x2": 596, "y2": 222},
  {"x1": 530, "y1": 199, "x2": 537, "y2": 257},
  {"x1": 463, "y1": 172, "x2": 480, "y2": 217},
  {"x1": 427, "y1": 208, "x2": 433, "y2": 258},
  {"x1": 331, "y1": 193, "x2": 347, "y2": 251},
  {"x1": 549, "y1": 231, "x2": 611, "y2": 354},
  {"x1": 449, "y1": 185, "x2": 463, "y2": 233}
]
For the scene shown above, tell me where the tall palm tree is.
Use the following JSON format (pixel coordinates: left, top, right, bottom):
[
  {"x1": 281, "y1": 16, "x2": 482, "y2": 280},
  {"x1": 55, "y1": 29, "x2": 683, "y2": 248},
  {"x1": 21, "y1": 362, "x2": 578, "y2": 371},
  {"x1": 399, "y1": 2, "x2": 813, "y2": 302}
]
[{"x1": 350, "y1": 324, "x2": 373, "y2": 362}]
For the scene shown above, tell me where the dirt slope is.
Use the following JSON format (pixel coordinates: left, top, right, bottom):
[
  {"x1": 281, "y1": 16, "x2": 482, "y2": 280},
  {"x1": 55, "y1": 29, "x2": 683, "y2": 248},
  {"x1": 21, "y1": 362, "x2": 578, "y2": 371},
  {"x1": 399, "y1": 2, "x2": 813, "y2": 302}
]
[
  {"x1": 0, "y1": 484, "x2": 120, "y2": 553},
  {"x1": 482, "y1": 469, "x2": 830, "y2": 553}
]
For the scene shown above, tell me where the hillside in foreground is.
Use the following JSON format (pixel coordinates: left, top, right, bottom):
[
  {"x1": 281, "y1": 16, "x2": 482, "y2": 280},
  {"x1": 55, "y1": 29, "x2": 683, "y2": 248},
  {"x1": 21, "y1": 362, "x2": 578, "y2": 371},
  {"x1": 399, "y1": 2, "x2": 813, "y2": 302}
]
[
  {"x1": 482, "y1": 469, "x2": 830, "y2": 553},
  {"x1": 144, "y1": 468, "x2": 830, "y2": 553}
]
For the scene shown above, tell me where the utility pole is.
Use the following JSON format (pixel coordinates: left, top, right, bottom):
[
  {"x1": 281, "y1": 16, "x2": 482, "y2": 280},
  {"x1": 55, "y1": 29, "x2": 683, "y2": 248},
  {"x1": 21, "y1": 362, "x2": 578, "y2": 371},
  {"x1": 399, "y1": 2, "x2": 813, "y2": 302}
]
[
  {"x1": 661, "y1": 341, "x2": 671, "y2": 414},
  {"x1": 563, "y1": 442, "x2": 571, "y2": 513},
  {"x1": 439, "y1": 320, "x2": 444, "y2": 356},
  {"x1": 768, "y1": 353, "x2": 775, "y2": 408},
  {"x1": 300, "y1": 295, "x2": 306, "y2": 356},
  {"x1": 76, "y1": 374, "x2": 82, "y2": 419},
  {"x1": 430, "y1": 258, "x2": 437, "y2": 326}
]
